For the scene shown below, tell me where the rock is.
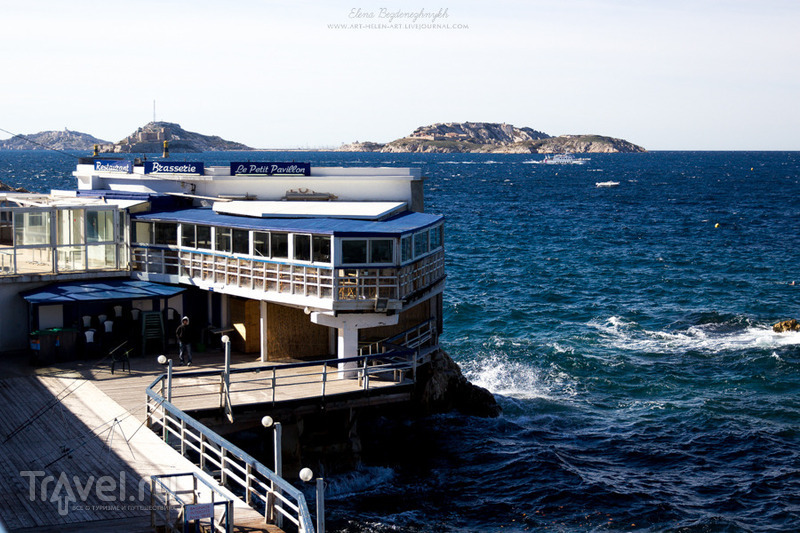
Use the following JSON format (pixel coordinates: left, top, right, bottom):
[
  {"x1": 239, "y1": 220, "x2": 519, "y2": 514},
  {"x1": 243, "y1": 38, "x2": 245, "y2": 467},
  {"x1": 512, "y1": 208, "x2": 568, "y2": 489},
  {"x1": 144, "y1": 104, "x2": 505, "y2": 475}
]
[
  {"x1": 414, "y1": 349, "x2": 501, "y2": 418},
  {"x1": 100, "y1": 121, "x2": 252, "y2": 153},
  {"x1": 0, "y1": 129, "x2": 109, "y2": 151},
  {"x1": 336, "y1": 141, "x2": 385, "y2": 152},
  {"x1": 773, "y1": 319, "x2": 800, "y2": 333},
  {"x1": 341, "y1": 122, "x2": 646, "y2": 154},
  {"x1": 0, "y1": 181, "x2": 30, "y2": 193}
]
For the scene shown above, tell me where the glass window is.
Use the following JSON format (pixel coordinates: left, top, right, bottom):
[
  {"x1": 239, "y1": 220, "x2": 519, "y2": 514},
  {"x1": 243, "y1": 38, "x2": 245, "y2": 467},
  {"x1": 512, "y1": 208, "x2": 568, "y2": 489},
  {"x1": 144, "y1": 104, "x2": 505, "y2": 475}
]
[
  {"x1": 401, "y1": 235, "x2": 413, "y2": 263},
  {"x1": 430, "y1": 225, "x2": 443, "y2": 249},
  {"x1": 312, "y1": 235, "x2": 331, "y2": 263},
  {"x1": 342, "y1": 239, "x2": 367, "y2": 264},
  {"x1": 14, "y1": 211, "x2": 51, "y2": 246},
  {"x1": 215, "y1": 227, "x2": 231, "y2": 252},
  {"x1": 57, "y1": 209, "x2": 85, "y2": 246},
  {"x1": 86, "y1": 210, "x2": 114, "y2": 243},
  {"x1": 370, "y1": 239, "x2": 393, "y2": 264},
  {"x1": 154, "y1": 223, "x2": 177, "y2": 246},
  {"x1": 413, "y1": 231, "x2": 429, "y2": 257},
  {"x1": 294, "y1": 234, "x2": 311, "y2": 261},
  {"x1": 271, "y1": 232, "x2": 288, "y2": 259},
  {"x1": 133, "y1": 222, "x2": 152, "y2": 244},
  {"x1": 254, "y1": 231, "x2": 269, "y2": 257},
  {"x1": 196, "y1": 225, "x2": 211, "y2": 249},
  {"x1": 181, "y1": 224, "x2": 196, "y2": 248},
  {"x1": 233, "y1": 229, "x2": 249, "y2": 254}
]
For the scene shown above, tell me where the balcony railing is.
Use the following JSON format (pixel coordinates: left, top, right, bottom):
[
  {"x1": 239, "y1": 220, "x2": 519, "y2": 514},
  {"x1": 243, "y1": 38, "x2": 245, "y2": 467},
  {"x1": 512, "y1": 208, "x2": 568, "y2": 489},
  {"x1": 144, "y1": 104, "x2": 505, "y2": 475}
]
[{"x1": 132, "y1": 247, "x2": 445, "y2": 304}]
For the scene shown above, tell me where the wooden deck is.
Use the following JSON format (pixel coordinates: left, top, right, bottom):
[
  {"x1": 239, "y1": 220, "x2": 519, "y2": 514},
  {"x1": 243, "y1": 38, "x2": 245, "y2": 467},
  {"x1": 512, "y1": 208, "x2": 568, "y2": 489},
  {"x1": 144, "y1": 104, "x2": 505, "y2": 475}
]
[
  {"x1": 0, "y1": 372, "x2": 279, "y2": 531},
  {"x1": 0, "y1": 347, "x2": 411, "y2": 532}
]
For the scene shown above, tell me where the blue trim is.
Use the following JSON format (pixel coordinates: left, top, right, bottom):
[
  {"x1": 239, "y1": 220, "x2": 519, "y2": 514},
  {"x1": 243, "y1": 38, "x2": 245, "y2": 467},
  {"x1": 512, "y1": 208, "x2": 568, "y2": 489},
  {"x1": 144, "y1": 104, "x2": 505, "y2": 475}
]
[
  {"x1": 133, "y1": 208, "x2": 443, "y2": 237},
  {"x1": 20, "y1": 279, "x2": 186, "y2": 304}
]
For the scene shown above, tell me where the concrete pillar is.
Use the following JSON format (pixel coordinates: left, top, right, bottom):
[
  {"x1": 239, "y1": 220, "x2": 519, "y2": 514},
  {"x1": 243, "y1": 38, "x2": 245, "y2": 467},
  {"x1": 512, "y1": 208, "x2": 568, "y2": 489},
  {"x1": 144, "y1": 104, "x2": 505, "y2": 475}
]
[
  {"x1": 337, "y1": 326, "x2": 359, "y2": 378},
  {"x1": 310, "y1": 312, "x2": 399, "y2": 379},
  {"x1": 259, "y1": 300, "x2": 268, "y2": 362}
]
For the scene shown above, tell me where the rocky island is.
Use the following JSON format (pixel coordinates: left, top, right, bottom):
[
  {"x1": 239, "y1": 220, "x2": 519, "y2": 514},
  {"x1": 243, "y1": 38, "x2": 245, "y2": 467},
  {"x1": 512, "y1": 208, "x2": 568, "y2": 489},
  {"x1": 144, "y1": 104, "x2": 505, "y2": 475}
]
[
  {"x1": 338, "y1": 122, "x2": 646, "y2": 153},
  {"x1": 98, "y1": 121, "x2": 252, "y2": 153},
  {"x1": 0, "y1": 129, "x2": 109, "y2": 151}
]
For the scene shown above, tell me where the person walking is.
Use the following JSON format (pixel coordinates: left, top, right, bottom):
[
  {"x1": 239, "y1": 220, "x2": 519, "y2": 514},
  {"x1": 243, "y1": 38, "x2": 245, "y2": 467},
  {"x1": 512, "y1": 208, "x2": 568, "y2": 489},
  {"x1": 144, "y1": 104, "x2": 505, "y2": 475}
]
[{"x1": 176, "y1": 316, "x2": 193, "y2": 366}]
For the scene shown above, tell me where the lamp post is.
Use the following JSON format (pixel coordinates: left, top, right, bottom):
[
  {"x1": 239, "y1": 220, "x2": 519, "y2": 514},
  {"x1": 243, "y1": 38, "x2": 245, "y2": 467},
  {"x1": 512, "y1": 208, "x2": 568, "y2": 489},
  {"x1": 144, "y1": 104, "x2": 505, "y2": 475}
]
[
  {"x1": 156, "y1": 354, "x2": 172, "y2": 403},
  {"x1": 262, "y1": 415, "x2": 283, "y2": 527},
  {"x1": 157, "y1": 355, "x2": 172, "y2": 444},
  {"x1": 300, "y1": 468, "x2": 325, "y2": 533}
]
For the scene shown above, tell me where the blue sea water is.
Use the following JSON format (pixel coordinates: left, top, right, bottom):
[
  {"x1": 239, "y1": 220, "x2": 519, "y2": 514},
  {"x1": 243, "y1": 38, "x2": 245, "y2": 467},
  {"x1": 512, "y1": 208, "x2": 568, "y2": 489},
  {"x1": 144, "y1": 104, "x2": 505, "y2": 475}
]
[{"x1": 2, "y1": 150, "x2": 799, "y2": 532}]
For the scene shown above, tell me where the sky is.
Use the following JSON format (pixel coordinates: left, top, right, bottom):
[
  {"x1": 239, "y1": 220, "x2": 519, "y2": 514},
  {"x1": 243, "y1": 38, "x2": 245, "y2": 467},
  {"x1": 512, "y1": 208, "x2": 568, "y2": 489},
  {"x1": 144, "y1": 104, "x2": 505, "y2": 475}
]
[{"x1": 0, "y1": 0, "x2": 798, "y2": 150}]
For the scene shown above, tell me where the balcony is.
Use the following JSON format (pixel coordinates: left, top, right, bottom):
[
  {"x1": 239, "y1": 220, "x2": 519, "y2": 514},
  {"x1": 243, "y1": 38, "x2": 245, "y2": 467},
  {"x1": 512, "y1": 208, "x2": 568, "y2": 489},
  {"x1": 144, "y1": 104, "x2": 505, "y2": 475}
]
[{"x1": 131, "y1": 247, "x2": 445, "y2": 310}]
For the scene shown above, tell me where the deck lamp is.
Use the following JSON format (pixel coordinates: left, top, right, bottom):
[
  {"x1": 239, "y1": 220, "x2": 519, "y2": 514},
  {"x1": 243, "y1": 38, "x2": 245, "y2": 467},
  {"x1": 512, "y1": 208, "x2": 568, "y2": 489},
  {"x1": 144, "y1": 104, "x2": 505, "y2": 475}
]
[{"x1": 300, "y1": 468, "x2": 325, "y2": 533}]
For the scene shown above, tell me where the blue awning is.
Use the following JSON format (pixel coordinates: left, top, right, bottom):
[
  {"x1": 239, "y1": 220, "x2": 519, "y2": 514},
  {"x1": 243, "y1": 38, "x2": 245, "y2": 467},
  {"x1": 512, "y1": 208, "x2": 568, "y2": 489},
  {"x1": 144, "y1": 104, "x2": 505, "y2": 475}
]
[{"x1": 21, "y1": 279, "x2": 186, "y2": 305}]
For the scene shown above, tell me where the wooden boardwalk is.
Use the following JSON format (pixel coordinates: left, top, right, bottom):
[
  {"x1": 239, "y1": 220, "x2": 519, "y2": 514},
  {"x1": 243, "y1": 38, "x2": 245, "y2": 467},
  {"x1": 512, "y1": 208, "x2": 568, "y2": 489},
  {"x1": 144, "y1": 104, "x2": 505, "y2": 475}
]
[
  {"x1": 0, "y1": 373, "x2": 279, "y2": 532},
  {"x1": 0, "y1": 347, "x2": 411, "y2": 531}
]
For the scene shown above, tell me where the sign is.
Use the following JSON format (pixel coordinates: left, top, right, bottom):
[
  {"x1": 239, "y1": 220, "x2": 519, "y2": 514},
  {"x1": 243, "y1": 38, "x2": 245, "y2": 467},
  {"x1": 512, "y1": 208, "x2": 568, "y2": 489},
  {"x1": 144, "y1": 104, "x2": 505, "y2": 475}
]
[
  {"x1": 144, "y1": 161, "x2": 204, "y2": 175},
  {"x1": 230, "y1": 162, "x2": 310, "y2": 176},
  {"x1": 94, "y1": 160, "x2": 132, "y2": 173},
  {"x1": 184, "y1": 503, "x2": 215, "y2": 521}
]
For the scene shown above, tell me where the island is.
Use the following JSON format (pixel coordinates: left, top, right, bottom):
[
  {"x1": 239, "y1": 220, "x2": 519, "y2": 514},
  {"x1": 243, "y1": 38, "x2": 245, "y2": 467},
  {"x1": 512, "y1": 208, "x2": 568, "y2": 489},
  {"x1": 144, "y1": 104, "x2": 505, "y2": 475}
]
[
  {"x1": 0, "y1": 129, "x2": 109, "y2": 151},
  {"x1": 98, "y1": 121, "x2": 252, "y2": 153},
  {"x1": 338, "y1": 122, "x2": 646, "y2": 153}
]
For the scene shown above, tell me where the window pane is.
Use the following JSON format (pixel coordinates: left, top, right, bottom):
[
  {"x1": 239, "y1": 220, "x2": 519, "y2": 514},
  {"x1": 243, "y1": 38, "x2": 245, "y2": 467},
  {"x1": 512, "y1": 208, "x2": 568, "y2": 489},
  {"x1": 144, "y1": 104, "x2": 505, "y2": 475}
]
[
  {"x1": 312, "y1": 236, "x2": 331, "y2": 263},
  {"x1": 93, "y1": 210, "x2": 114, "y2": 242},
  {"x1": 196, "y1": 225, "x2": 211, "y2": 249},
  {"x1": 413, "y1": 231, "x2": 429, "y2": 257},
  {"x1": 216, "y1": 227, "x2": 231, "y2": 252},
  {"x1": 254, "y1": 232, "x2": 269, "y2": 257},
  {"x1": 401, "y1": 235, "x2": 413, "y2": 263},
  {"x1": 430, "y1": 225, "x2": 442, "y2": 249},
  {"x1": 271, "y1": 232, "x2": 288, "y2": 258},
  {"x1": 233, "y1": 229, "x2": 249, "y2": 254},
  {"x1": 294, "y1": 234, "x2": 311, "y2": 261},
  {"x1": 15, "y1": 211, "x2": 51, "y2": 246},
  {"x1": 57, "y1": 209, "x2": 84, "y2": 246},
  {"x1": 370, "y1": 239, "x2": 393, "y2": 264},
  {"x1": 181, "y1": 224, "x2": 196, "y2": 247},
  {"x1": 341, "y1": 240, "x2": 367, "y2": 264},
  {"x1": 133, "y1": 222, "x2": 152, "y2": 244},
  {"x1": 155, "y1": 223, "x2": 177, "y2": 246}
]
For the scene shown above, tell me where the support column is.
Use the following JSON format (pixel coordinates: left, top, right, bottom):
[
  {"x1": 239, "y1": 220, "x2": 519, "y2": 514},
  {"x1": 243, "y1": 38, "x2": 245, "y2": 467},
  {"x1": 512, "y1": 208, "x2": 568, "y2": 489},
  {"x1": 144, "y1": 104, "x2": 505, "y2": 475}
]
[
  {"x1": 259, "y1": 300, "x2": 268, "y2": 363},
  {"x1": 310, "y1": 312, "x2": 399, "y2": 379},
  {"x1": 337, "y1": 326, "x2": 359, "y2": 378}
]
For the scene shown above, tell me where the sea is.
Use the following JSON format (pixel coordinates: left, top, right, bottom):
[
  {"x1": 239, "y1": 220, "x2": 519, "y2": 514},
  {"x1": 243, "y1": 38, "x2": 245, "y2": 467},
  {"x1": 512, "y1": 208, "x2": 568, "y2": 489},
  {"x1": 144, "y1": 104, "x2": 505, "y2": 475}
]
[{"x1": 2, "y1": 149, "x2": 799, "y2": 532}]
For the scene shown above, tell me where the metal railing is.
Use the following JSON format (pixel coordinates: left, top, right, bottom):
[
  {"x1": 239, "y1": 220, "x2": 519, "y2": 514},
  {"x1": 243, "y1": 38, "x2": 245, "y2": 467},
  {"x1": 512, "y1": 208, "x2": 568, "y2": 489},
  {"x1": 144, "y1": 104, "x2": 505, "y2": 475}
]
[
  {"x1": 145, "y1": 319, "x2": 438, "y2": 533},
  {"x1": 146, "y1": 385, "x2": 315, "y2": 533},
  {"x1": 151, "y1": 472, "x2": 234, "y2": 533},
  {"x1": 131, "y1": 246, "x2": 445, "y2": 303}
]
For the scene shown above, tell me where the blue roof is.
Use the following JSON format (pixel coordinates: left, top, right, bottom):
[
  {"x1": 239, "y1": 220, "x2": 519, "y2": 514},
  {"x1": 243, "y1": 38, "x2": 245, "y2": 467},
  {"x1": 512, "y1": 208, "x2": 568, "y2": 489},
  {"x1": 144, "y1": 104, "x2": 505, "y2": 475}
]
[
  {"x1": 21, "y1": 279, "x2": 186, "y2": 304},
  {"x1": 132, "y1": 208, "x2": 443, "y2": 237}
]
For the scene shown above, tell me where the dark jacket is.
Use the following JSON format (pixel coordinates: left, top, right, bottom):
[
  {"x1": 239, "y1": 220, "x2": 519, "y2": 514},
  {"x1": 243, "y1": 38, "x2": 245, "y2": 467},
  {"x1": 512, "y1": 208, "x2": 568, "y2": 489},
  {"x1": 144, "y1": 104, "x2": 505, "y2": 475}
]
[{"x1": 176, "y1": 323, "x2": 192, "y2": 343}]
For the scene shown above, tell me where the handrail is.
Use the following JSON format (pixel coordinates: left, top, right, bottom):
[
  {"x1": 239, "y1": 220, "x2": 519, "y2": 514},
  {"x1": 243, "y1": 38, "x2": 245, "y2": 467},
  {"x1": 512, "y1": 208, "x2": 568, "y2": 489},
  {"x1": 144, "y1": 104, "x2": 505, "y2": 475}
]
[
  {"x1": 146, "y1": 382, "x2": 315, "y2": 533},
  {"x1": 144, "y1": 318, "x2": 438, "y2": 533}
]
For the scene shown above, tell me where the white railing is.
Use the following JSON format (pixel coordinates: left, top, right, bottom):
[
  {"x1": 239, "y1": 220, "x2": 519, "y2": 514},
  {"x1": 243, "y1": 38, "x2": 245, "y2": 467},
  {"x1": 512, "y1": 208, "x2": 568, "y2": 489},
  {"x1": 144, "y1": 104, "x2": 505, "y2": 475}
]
[
  {"x1": 145, "y1": 319, "x2": 437, "y2": 533},
  {"x1": 146, "y1": 385, "x2": 315, "y2": 533},
  {"x1": 150, "y1": 472, "x2": 234, "y2": 533},
  {"x1": 131, "y1": 246, "x2": 445, "y2": 303}
]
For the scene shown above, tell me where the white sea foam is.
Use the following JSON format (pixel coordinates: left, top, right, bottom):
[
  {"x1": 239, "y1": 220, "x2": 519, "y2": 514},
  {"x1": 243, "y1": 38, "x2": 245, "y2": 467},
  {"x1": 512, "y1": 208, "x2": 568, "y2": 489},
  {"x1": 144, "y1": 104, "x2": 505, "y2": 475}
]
[
  {"x1": 460, "y1": 353, "x2": 576, "y2": 400},
  {"x1": 324, "y1": 466, "x2": 396, "y2": 499},
  {"x1": 588, "y1": 316, "x2": 800, "y2": 355}
]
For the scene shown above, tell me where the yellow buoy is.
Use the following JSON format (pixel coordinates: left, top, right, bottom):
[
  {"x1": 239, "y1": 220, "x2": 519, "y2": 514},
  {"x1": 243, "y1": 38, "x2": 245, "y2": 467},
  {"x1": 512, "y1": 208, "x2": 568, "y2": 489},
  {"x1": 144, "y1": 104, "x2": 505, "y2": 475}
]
[{"x1": 715, "y1": 223, "x2": 720, "y2": 228}]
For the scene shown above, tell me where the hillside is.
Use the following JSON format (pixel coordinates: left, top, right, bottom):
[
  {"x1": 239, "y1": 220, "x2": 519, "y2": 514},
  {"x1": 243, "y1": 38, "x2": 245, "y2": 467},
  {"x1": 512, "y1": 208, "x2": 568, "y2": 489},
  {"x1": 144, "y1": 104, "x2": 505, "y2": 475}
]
[
  {"x1": 99, "y1": 122, "x2": 252, "y2": 153},
  {"x1": 338, "y1": 122, "x2": 645, "y2": 153},
  {"x1": 0, "y1": 129, "x2": 109, "y2": 151}
]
